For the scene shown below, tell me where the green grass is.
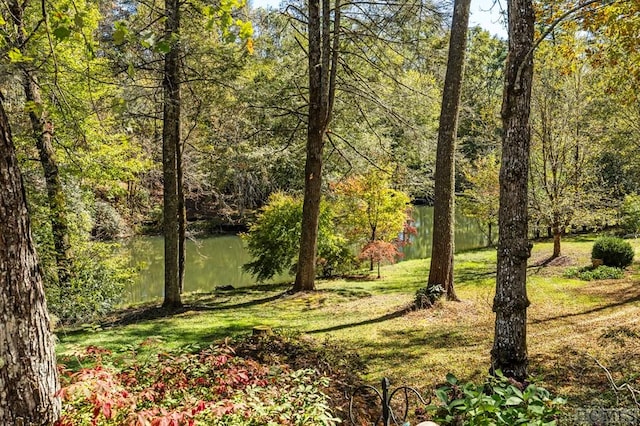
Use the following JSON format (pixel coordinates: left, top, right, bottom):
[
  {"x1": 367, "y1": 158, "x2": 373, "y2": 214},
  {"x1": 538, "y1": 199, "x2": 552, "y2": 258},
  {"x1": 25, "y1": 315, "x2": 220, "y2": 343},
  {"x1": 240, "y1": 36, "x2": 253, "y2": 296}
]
[{"x1": 56, "y1": 235, "x2": 640, "y2": 408}]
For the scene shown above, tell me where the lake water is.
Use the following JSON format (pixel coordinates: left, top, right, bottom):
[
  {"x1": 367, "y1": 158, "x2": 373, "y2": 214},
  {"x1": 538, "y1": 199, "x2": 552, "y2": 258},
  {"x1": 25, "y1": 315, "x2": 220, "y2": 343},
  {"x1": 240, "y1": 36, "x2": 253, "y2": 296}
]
[{"x1": 124, "y1": 206, "x2": 488, "y2": 304}]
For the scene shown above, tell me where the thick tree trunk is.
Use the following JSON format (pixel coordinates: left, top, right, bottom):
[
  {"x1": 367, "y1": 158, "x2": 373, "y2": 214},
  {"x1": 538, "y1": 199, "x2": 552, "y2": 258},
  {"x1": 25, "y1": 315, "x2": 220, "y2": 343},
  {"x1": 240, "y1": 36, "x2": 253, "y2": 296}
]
[
  {"x1": 491, "y1": 0, "x2": 535, "y2": 383},
  {"x1": 10, "y1": 0, "x2": 73, "y2": 295},
  {"x1": 294, "y1": 0, "x2": 331, "y2": 292},
  {"x1": 0, "y1": 95, "x2": 61, "y2": 425},
  {"x1": 552, "y1": 225, "x2": 561, "y2": 258},
  {"x1": 427, "y1": 0, "x2": 470, "y2": 302},
  {"x1": 162, "y1": 0, "x2": 183, "y2": 308}
]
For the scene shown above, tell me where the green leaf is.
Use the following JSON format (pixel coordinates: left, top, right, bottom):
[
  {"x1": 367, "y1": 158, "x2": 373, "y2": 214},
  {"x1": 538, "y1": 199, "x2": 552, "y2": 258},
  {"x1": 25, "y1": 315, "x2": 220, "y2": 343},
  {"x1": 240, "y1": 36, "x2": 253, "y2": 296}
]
[
  {"x1": 127, "y1": 62, "x2": 135, "y2": 78},
  {"x1": 238, "y1": 20, "x2": 253, "y2": 39},
  {"x1": 74, "y1": 14, "x2": 84, "y2": 28},
  {"x1": 435, "y1": 388, "x2": 449, "y2": 404},
  {"x1": 446, "y1": 372, "x2": 458, "y2": 385},
  {"x1": 113, "y1": 28, "x2": 126, "y2": 45},
  {"x1": 0, "y1": 15, "x2": 5, "y2": 25},
  {"x1": 505, "y1": 396, "x2": 523, "y2": 406},
  {"x1": 155, "y1": 40, "x2": 171, "y2": 54},
  {"x1": 53, "y1": 26, "x2": 71, "y2": 41},
  {"x1": 7, "y1": 48, "x2": 23, "y2": 62}
]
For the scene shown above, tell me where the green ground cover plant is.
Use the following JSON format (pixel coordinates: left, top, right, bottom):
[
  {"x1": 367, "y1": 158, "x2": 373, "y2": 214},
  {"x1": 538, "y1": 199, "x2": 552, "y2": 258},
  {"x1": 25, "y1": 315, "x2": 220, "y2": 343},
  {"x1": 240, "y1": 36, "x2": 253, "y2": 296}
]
[
  {"x1": 56, "y1": 235, "x2": 640, "y2": 424},
  {"x1": 57, "y1": 340, "x2": 341, "y2": 425},
  {"x1": 563, "y1": 265, "x2": 624, "y2": 281}
]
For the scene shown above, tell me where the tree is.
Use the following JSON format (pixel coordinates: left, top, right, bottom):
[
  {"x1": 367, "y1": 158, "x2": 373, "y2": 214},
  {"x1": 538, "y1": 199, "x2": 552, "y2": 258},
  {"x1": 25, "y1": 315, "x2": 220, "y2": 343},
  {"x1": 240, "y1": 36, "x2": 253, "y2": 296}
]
[
  {"x1": 7, "y1": 0, "x2": 74, "y2": 297},
  {"x1": 161, "y1": 0, "x2": 183, "y2": 308},
  {"x1": 426, "y1": 0, "x2": 471, "y2": 301},
  {"x1": 333, "y1": 170, "x2": 411, "y2": 270},
  {"x1": 491, "y1": 0, "x2": 535, "y2": 382},
  {"x1": 458, "y1": 28, "x2": 506, "y2": 162},
  {"x1": 528, "y1": 34, "x2": 599, "y2": 258},
  {"x1": 294, "y1": 0, "x2": 340, "y2": 292},
  {"x1": 459, "y1": 153, "x2": 500, "y2": 246},
  {"x1": 0, "y1": 94, "x2": 60, "y2": 424}
]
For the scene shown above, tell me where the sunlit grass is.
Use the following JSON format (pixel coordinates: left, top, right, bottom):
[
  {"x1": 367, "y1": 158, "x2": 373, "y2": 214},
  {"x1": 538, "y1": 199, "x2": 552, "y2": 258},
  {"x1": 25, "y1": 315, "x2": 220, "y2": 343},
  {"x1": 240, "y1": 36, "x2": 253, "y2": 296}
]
[{"x1": 57, "y1": 235, "x2": 640, "y2": 408}]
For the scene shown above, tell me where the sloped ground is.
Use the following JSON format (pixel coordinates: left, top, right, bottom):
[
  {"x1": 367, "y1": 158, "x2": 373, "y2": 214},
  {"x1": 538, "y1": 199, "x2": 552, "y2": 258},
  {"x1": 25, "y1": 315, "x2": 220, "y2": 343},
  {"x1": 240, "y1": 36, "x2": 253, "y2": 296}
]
[{"x1": 57, "y1": 236, "x2": 640, "y2": 422}]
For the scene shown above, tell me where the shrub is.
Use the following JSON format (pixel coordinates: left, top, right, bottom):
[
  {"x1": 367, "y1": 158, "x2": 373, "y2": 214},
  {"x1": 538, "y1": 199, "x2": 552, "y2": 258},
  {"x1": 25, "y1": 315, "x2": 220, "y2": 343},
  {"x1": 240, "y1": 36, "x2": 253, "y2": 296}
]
[
  {"x1": 620, "y1": 193, "x2": 640, "y2": 236},
  {"x1": 591, "y1": 236, "x2": 634, "y2": 268},
  {"x1": 242, "y1": 193, "x2": 353, "y2": 281},
  {"x1": 92, "y1": 201, "x2": 130, "y2": 240},
  {"x1": 46, "y1": 242, "x2": 134, "y2": 324},
  {"x1": 564, "y1": 265, "x2": 624, "y2": 281},
  {"x1": 428, "y1": 371, "x2": 565, "y2": 425}
]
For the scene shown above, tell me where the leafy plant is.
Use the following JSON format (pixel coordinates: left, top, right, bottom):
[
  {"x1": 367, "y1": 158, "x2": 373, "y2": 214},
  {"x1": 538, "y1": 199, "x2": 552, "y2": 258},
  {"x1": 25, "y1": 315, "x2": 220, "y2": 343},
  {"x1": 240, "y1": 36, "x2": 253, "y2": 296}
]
[
  {"x1": 46, "y1": 241, "x2": 134, "y2": 324},
  {"x1": 563, "y1": 265, "x2": 624, "y2": 281},
  {"x1": 57, "y1": 342, "x2": 341, "y2": 426},
  {"x1": 619, "y1": 193, "x2": 640, "y2": 236},
  {"x1": 242, "y1": 193, "x2": 353, "y2": 281},
  {"x1": 427, "y1": 371, "x2": 565, "y2": 425},
  {"x1": 414, "y1": 284, "x2": 444, "y2": 309},
  {"x1": 591, "y1": 236, "x2": 634, "y2": 268},
  {"x1": 358, "y1": 240, "x2": 401, "y2": 278}
]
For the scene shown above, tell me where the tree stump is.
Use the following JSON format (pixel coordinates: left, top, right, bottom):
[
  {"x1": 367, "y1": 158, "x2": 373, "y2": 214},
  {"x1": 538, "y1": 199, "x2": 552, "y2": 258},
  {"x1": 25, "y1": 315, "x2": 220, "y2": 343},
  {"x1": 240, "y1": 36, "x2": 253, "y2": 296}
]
[{"x1": 252, "y1": 325, "x2": 273, "y2": 336}]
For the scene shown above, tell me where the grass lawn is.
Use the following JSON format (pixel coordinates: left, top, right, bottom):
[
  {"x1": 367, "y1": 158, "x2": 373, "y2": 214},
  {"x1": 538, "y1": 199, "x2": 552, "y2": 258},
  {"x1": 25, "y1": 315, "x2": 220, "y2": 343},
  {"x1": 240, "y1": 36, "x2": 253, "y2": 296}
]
[{"x1": 56, "y1": 235, "x2": 640, "y2": 410}]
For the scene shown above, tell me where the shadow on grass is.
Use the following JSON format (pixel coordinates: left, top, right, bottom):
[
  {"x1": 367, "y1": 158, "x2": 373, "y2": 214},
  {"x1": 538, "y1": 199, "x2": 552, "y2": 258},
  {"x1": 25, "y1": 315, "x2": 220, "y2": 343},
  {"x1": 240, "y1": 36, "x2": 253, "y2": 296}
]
[
  {"x1": 455, "y1": 267, "x2": 495, "y2": 285},
  {"x1": 57, "y1": 290, "x2": 292, "y2": 333},
  {"x1": 530, "y1": 291, "x2": 640, "y2": 325},
  {"x1": 306, "y1": 306, "x2": 413, "y2": 334}
]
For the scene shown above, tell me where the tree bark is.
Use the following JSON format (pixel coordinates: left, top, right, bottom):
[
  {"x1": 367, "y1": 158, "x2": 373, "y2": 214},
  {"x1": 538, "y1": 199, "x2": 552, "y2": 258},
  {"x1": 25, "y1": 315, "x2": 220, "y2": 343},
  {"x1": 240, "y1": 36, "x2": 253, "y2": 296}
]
[
  {"x1": 491, "y1": 0, "x2": 535, "y2": 383},
  {"x1": 177, "y1": 137, "x2": 186, "y2": 294},
  {"x1": 552, "y1": 225, "x2": 561, "y2": 258},
  {"x1": 427, "y1": 0, "x2": 470, "y2": 302},
  {"x1": 294, "y1": 0, "x2": 339, "y2": 292},
  {"x1": 10, "y1": 0, "x2": 73, "y2": 295},
  {"x1": 23, "y1": 73, "x2": 73, "y2": 290},
  {"x1": 0, "y1": 94, "x2": 61, "y2": 425},
  {"x1": 162, "y1": 0, "x2": 183, "y2": 308}
]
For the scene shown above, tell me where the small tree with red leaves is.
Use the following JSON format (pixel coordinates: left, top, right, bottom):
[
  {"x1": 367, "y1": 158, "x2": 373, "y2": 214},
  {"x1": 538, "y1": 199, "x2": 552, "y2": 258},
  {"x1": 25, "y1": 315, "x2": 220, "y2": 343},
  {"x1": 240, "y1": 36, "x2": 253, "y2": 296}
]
[{"x1": 358, "y1": 240, "x2": 402, "y2": 279}]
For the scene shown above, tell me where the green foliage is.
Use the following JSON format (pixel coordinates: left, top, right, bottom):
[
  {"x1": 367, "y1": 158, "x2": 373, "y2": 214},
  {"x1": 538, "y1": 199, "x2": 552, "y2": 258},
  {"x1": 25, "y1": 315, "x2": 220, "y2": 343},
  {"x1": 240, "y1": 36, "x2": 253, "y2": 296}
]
[
  {"x1": 563, "y1": 265, "x2": 624, "y2": 281},
  {"x1": 414, "y1": 284, "x2": 444, "y2": 309},
  {"x1": 333, "y1": 170, "x2": 411, "y2": 246},
  {"x1": 591, "y1": 236, "x2": 634, "y2": 268},
  {"x1": 46, "y1": 242, "x2": 135, "y2": 324},
  {"x1": 92, "y1": 201, "x2": 130, "y2": 240},
  {"x1": 242, "y1": 193, "x2": 352, "y2": 281},
  {"x1": 620, "y1": 193, "x2": 640, "y2": 236},
  {"x1": 428, "y1": 371, "x2": 565, "y2": 425},
  {"x1": 459, "y1": 153, "x2": 500, "y2": 246},
  {"x1": 57, "y1": 342, "x2": 340, "y2": 426}
]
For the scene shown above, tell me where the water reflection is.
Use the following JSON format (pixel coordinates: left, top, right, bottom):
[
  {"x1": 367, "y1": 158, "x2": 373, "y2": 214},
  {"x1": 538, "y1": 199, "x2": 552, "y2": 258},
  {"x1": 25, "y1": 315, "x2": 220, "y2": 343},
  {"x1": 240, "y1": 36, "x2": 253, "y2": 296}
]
[
  {"x1": 125, "y1": 235, "x2": 288, "y2": 304},
  {"x1": 125, "y1": 206, "x2": 488, "y2": 304},
  {"x1": 401, "y1": 206, "x2": 489, "y2": 260}
]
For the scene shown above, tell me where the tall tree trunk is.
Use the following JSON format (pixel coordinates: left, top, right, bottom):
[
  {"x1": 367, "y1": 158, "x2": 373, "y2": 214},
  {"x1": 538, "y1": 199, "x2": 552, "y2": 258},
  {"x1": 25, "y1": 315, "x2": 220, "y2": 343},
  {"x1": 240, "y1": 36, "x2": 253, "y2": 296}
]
[
  {"x1": 0, "y1": 94, "x2": 61, "y2": 425},
  {"x1": 23, "y1": 72, "x2": 74, "y2": 291},
  {"x1": 162, "y1": 0, "x2": 183, "y2": 308},
  {"x1": 491, "y1": 0, "x2": 535, "y2": 383},
  {"x1": 427, "y1": 0, "x2": 470, "y2": 302},
  {"x1": 552, "y1": 225, "x2": 561, "y2": 258},
  {"x1": 10, "y1": 0, "x2": 73, "y2": 295},
  {"x1": 177, "y1": 139, "x2": 186, "y2": 294},
  {"x1": 294, "y1": 0, "x2": 339, "y2": 292}
]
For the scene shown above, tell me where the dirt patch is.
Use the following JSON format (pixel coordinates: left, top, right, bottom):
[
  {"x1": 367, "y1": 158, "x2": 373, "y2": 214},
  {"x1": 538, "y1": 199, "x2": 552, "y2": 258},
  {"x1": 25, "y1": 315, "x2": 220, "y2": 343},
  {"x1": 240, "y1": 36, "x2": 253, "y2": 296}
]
[{"x1": 530, "y1": 255, "x2": 576, "y2": 268}]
